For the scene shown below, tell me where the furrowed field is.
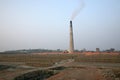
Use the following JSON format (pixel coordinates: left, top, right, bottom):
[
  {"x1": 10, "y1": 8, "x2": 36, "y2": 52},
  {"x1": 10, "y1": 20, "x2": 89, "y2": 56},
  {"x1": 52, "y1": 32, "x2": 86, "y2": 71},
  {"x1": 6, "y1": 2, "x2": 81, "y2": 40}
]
[
  {"x1": 0, "y1": 53, "x2": 120, "y2": 67},
  {"x1": 0, "y1": 52, "x2": 120, "y2": 80}
]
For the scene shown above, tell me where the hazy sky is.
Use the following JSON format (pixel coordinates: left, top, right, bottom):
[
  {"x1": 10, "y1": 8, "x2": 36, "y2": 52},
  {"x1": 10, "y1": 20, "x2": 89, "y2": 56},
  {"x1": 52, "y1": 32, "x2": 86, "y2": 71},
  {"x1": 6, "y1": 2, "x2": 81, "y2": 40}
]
[{"x1": 0, "y1": 0, "x2": 120, "y2": 52}]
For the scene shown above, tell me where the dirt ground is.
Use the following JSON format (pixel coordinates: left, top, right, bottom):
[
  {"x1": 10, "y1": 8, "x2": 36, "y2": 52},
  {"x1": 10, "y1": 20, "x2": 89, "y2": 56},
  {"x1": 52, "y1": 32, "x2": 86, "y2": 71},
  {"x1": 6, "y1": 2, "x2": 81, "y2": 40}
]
[
  {"x1": 47, "y1": 67, "x2": 105, "y2": 80},
  {"x1": 0, "y1": 53, "x2": 120, "y2": 80}
]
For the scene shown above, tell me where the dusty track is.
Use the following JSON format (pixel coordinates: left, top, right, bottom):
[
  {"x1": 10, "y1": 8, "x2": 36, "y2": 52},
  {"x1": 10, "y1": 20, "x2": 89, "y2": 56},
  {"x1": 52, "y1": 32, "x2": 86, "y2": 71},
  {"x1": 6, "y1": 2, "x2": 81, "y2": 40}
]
[
  {"x1": 0, "y1": 53, "x2": 120, "y2": 80},
  {"x1": 47, "y1": 67, "x2": 104, "y2": 80}
]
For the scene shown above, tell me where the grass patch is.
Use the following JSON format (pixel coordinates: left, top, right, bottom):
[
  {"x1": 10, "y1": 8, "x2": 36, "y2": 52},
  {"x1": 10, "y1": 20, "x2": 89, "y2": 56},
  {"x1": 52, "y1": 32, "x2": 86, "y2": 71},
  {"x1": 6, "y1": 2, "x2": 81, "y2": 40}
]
[{"x1": 14, "y1": 70, "x2": 57, "y2": 80}]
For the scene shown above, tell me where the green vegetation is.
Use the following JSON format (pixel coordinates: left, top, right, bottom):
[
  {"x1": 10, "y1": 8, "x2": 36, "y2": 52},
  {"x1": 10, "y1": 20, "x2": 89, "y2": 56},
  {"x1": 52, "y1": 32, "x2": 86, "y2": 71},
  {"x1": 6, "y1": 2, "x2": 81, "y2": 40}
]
[
  {"x1": 14, "y1": 70, "x2": 56, "y2": 80},
  {"x1": 0, "y1": 49, "x2": 62, "y2": 54},
  {"x1": 112, "y1": 69, "x2": 120, "y2": 78},
  {"x1": 0, "y1": 65, "x2": 11, "y2": 70}
]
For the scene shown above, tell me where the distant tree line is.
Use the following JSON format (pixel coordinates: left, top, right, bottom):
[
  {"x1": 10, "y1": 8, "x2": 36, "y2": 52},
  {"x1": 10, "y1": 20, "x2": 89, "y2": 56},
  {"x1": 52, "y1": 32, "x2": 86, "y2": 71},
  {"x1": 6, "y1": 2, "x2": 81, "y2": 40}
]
[
  {"x1": 0, "y1": 48, "x2": 120, "y2": 54},
  {"x1": 0, "y1": 49, "x2": 63, "y2": 54},
  {"x1": 79, "y1": 48, "x2": 120, "y2": 53}
]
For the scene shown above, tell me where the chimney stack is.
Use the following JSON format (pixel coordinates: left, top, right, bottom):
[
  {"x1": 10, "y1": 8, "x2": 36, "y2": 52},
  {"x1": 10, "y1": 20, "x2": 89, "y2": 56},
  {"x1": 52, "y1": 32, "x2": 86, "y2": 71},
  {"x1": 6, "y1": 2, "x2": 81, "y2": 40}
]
[{"x1": 69, "y1": 20, "x2": 74, "y2": 53}]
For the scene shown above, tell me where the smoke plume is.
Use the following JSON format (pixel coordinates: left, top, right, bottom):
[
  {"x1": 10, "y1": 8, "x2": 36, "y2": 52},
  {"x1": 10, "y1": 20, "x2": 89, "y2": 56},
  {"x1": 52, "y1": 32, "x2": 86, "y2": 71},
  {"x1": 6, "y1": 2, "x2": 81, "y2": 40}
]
[{"x1": 71, "y1": 0, "x2": 84, "y2": 20}]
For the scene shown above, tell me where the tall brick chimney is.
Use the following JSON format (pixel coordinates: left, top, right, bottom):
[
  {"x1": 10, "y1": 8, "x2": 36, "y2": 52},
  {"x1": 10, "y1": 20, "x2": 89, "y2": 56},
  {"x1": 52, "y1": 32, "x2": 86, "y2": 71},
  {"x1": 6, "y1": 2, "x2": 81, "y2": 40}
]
[{"x1": 69, "y1": 20, "x2": 74, "y2": 53}]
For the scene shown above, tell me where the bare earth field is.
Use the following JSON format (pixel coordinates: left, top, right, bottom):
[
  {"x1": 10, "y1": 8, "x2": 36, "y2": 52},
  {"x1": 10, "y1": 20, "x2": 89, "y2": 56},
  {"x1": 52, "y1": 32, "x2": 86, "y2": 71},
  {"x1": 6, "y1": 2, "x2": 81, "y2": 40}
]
[
  {"x1": 47, "y1": 67, "x2": 104, "y2": 80},
  {"x1": 0, "y1": 52, "x2": 120, "y2": 80}
]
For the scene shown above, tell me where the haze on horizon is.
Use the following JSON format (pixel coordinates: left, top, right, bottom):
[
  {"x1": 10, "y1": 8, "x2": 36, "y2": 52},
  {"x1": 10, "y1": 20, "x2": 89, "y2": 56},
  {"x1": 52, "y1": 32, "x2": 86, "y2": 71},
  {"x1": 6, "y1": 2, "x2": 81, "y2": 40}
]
[{"x1": 0, "y1": 0, "x2": 120, "y2": 52}]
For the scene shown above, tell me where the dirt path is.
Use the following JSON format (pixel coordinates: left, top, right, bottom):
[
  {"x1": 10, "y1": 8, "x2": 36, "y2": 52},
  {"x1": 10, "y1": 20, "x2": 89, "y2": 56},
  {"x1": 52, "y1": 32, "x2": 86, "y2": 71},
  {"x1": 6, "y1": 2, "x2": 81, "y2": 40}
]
[
  {"x1": 47, "y1": 67, "x2": 106, "y2": 80},
  {"x1": 0, "y1": 60, "x2": 119, "y2": 80}
]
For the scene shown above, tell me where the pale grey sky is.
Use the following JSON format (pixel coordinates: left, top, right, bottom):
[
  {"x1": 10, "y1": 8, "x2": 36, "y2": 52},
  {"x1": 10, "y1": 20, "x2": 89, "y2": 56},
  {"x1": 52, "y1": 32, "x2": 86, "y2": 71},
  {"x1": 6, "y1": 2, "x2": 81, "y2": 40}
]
[{"x1": 0, "y1": 0, "x2": 120, "y2": 51}]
